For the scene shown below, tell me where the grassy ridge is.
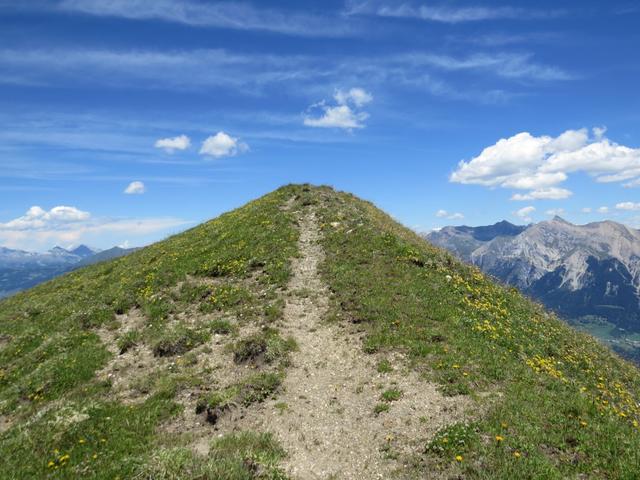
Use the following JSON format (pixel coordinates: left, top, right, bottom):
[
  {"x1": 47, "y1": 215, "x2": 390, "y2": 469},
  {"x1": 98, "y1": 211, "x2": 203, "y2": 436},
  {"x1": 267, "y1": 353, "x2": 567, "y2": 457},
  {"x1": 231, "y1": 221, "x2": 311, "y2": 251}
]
[
  {"x1": 2, "y1": 184, "x2": 640, "y2": 479},
  {"x1": 0, "y1": 188, "x2": 298, "y2": 479},
  {"x1": 312, "y1": 186, "x2": 640, "y2": 478}
]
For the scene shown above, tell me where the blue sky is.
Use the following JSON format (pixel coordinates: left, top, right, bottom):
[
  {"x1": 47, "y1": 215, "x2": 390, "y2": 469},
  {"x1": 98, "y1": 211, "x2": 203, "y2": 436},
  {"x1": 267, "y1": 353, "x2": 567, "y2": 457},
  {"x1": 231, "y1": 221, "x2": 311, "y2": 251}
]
[{"x1": 1, "y1": 0, "x2": 639, "y2": 251}]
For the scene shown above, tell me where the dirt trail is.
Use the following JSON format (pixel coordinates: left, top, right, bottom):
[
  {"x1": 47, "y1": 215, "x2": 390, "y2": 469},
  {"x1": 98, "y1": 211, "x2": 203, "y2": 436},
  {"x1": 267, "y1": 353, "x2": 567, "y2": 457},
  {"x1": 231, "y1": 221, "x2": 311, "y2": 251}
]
[{"x1": 230, "y1": 206, "x2": 470, "y2": 479}]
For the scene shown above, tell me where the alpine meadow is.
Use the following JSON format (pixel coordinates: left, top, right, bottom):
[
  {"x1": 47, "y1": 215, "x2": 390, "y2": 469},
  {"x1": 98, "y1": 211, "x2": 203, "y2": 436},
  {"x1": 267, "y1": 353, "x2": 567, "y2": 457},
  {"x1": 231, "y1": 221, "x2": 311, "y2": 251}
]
[{"x1": 2, "y1": 186, "x2": 640, "y2": 478}]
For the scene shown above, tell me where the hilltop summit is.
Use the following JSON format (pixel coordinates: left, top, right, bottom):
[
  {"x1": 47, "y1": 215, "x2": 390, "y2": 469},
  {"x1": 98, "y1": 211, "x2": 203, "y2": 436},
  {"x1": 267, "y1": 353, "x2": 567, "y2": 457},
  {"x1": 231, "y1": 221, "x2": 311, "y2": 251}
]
[{"x1": 1, "y1": 185, "x2": 640, "y2": 478}]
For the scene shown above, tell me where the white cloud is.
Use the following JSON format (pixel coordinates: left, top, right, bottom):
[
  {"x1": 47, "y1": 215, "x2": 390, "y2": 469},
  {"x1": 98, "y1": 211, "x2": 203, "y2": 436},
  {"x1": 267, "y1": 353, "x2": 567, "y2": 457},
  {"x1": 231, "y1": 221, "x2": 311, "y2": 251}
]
[
  {"x1": 403, "y1": 52, "x2": 570, "y2": 81},
  {"x1": 435, "y1": 209, "x2": 464, "y2": 220},
  {"x1": 545, "y1": 208, "x2": 565, "y2": 217},
  {"x1": 624, "y1": 178, "x2": 640, "y2": 188},
  {"x1": 304, "y1": 87, "x2": 373, "y2": 130},
  {"x1": 616, "y1": 202, "x2": 640, "y2": 211},
  {"x1": 451, "y1": 128, "x2": 640, "y2": 200},
  {"x1": 334, "y1": 87, "x2": 373, "y2": 107},
  {"x1": 510, "y1": 187, "x2": 572, "y2": 201},
  {"x1": 154, "y1": 134, "x2": 191, "y2": 153},
  {"x1": 199, "y1": 132, "x2": 248, "y2": 158},
  {"x1": 593, "y1": 126, "x2": 607, "y2": 139},
  {"x1": 597, "y1": 206, "x2": 609, "y2": 214},
  {"x1": 58, "y1": 0, "x2": 352, "y2": 37},
  {"x1": 1, "y1": 205, "x2": 90, "y2": 231},
  {"x1": 124, "y1": 181, "x2": 145, "y2": 195},
  {"x1": 581, "y1": 207, "x2": 592, "y2": 213},
  {"x1": 0, "y1": 205, "x2": 188, "y2": 250},
  {"x1": 304, "y1": 105, "x2": 369, "y2": 129},
  {"x1": 514, "y1": 206, "x2": 535, "y2": 222},
  {"x1": 0, "y1": 47, "x2": 567, "y2": 106},
  {"x1": 346, "y1": 1, "x2": 561, "y2": 23}
]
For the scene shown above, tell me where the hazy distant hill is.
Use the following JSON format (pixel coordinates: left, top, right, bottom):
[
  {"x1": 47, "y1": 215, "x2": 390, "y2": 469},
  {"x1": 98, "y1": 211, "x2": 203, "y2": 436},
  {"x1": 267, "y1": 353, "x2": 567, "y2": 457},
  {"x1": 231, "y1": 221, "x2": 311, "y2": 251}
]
[{"x1": 0, "y1": 245, "x2": 136, "y2": 298}]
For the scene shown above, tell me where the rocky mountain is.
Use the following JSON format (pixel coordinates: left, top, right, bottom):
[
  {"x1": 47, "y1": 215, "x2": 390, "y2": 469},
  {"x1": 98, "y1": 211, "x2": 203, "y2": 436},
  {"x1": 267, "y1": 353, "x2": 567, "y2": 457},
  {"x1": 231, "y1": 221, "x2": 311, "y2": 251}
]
[
  {"x1": 426, "y1": 217, "x2": 640, "y2": 331},
  {"x1": 2, "y1": 185, "x2": 640, "y2": 478},
  {"x1": 427, "y1": 220, "x2": 527, "y2": 261},
  {"x1": 0, "y1": 244, "x2": 136, "y2": 298}
]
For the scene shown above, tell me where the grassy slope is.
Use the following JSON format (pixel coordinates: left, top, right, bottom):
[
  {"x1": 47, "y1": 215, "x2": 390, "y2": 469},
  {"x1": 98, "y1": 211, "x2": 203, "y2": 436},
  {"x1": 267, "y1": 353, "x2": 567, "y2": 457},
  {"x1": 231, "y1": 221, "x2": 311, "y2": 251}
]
[
  {"x1": 1, "y1": 184, "x2": 640, "y2": 479},
  {"x1": 0, "y1": 187, "x2": 297, "y2": 479},
  {"x1": 312, "y1": 186, "x2": 640, "y2": 479}
]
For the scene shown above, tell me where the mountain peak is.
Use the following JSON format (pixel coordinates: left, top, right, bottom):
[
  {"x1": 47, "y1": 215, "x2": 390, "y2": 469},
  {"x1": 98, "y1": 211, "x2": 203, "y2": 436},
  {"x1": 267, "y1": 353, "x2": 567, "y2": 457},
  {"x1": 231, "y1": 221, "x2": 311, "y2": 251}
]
[
  {"x1": 550, "y1": 215, "x2": 572, "y2": 225},
  {"x1": 70, "y1": 244, "x2": 96, "y2": 257}
]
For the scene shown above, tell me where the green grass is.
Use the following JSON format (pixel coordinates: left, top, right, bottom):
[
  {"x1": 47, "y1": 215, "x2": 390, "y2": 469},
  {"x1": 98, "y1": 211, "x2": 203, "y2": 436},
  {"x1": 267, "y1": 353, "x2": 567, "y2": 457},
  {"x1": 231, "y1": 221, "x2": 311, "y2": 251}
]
[
  {"x1": 0, "y1": 186, "x2": 299, "y2": 478},
  {"x1": 151, "y1": 324, "x2": 210, "y2": 357},
  {"x1": 374, "y1": 403, "x2": 390, "y2": 415},
  {"x1": 376, "y1": 358, "x2": 393, "y2": 373},
  {"x1": 197, "y1": 372, "x2": 283, "y2": 416},
  {"x1": 116, "y1": 329, "x2": 141, "y2": 354},
  {"x1": 380, "y1": 388, "x2": 402, "y2": 402},
  {"x1": 3, "y1": 184, "x2": 640, "y2": 478},
  {"x1": 231, "y1": 328, "x2": 297, "y2": 366},
  {"x1": 312, "y1": 185, "x2": 640, "y2": 478},
  {"x1": 138, "y1": 432, "x2": 287, "y2": 479}
]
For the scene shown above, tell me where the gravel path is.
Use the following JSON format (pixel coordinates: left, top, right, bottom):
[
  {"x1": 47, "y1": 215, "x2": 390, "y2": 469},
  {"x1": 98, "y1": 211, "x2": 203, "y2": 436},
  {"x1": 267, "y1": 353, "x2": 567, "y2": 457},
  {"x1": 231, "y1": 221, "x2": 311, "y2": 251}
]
[{"x1": 235, "y1": 206, "x2": 470, "y2": 479}]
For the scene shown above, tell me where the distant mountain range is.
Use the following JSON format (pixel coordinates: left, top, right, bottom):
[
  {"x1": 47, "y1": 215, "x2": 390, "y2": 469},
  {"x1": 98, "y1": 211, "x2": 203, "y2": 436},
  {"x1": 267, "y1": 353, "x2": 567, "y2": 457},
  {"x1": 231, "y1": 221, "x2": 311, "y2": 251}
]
[
  {"x1": 0, "y1": 244, "x2": 137, "y2": 298},
  {"x1": 425, "y1": 217, "x2": 640, "y2": 333}
]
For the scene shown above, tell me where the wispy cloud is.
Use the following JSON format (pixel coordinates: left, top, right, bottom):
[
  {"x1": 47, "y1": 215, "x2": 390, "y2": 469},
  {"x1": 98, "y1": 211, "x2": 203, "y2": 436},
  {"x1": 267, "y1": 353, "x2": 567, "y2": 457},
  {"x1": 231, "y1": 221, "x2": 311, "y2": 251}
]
[
  {"x1": 346, "y1": 1, "x2": 563, "y2": 23},
  {"x1": 0, "y1": 47, "x2": 570, "y2": 102},
  {"x1": 56, "y1": 0, "x2": 354, "y2": 37},
  {"x1": 435, "y1": 209, "x2": 464, "y2": 220},
  {"x1": 402, "y1": 52, "x2": 571, "y2": 81},
  {"x1": 0, "y1": 48, "x2": 320, "y2": 92},
  {"x1": 514, "y1": 206, "x2": 536, "y2": 222}
]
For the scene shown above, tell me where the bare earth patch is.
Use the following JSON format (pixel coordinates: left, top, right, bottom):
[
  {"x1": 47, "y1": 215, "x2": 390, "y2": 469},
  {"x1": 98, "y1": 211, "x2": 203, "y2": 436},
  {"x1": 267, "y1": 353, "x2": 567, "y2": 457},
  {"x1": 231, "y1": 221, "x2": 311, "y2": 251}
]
[
  {"x1": 223, "y1": 208, "x2": 471, "y2": 479},
  {"x1": 96, "y1": 309, "x2": 158, "y2": 404},
  {"x1": 0, "y1": 414, "x2": 13, "y2": 434}
]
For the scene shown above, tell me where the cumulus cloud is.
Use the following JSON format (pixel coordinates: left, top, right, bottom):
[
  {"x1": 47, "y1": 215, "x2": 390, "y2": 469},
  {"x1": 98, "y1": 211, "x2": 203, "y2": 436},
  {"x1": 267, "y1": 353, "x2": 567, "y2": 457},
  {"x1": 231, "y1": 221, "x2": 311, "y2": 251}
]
[
  {"x1": 304, "y1": 87, "x2": 373, "y2": 130},
  {"x1": 581, "y1": 207, "x2": 592, "y2": 213},
  {"x1": 616, "y1": 202, "x2": 640, "y2": 211},
  {"x1": 154, "y1": 134, "x2": 191, "y2": 153},
  {"x1": 435, "y1": 209, "x2": 464, "y2": 220},
  {"x1": 199, "y1": 132, "x2": 248, "y2": 158},
  {"x1": 0, "y1": 205, "x2": 187, "y2": 250},
  {"x1": 1, "y1": 206, "x2": 90, "y2": 231},
  {"x1": 597, "y1": 206, "x2": 609, "y2": 214},
  {"x1": 451, "y1": 128, "x2": 640, "y2": 200},
  {"x1": 124, "y1": 181, "x2": 145, "y2": 195},
  {"x1": 514, "y1": 206, "x2": 535, "y2": 222}
]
